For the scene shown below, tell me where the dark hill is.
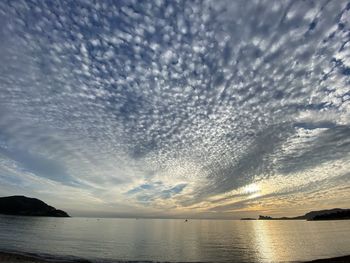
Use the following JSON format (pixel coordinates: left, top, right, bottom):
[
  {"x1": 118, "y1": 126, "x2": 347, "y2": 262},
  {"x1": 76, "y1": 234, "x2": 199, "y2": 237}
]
[
  {"x1": 0, "y1": 196, "x2": 69, "y2": 217},
  {"x1": 258, "y1": 208, "x2": 349, "y2": 221},
  {"x1": 308, "y1": 209, "x2": 350, "y2": 221},
  {"x1": 304, "y1": 208, "x2": 348, "y2": 220}
]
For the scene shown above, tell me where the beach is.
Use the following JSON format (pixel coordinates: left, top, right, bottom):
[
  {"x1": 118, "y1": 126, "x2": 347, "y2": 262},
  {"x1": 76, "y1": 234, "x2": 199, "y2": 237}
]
[
  {"x1": 1, "y1": 251, "x2": 350, "y2": 263},
  {"x1": 0, "y1": 252, "x2": 50, "y2": 263},
  {"x1": 0, "y1": 252, "x2": 90, "y2": 263},
  {"x1": 306, "y1": 255, "x2": 350, "y2": 263}
]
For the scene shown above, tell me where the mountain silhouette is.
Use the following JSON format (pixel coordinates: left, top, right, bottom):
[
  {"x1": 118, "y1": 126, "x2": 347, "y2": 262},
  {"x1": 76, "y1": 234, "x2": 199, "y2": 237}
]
[
  {"x1": 258, "y1": 208, "x2": 349, "y2": 221},
  {"x1": 0, "y1": 196, "x2": 69, "y2": 217}
]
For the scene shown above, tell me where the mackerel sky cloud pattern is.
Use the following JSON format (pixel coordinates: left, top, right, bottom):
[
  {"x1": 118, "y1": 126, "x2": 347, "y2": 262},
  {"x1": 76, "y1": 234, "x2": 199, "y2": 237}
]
[{"x1": 0, "y1": 0, "x2": 349, "y2": 218}]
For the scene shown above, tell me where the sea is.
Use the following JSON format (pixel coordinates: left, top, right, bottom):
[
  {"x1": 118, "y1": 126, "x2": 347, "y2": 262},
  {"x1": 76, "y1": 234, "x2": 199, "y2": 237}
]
[{"x1": 0, "y1": 215, "x2": 349, "y2": 262}]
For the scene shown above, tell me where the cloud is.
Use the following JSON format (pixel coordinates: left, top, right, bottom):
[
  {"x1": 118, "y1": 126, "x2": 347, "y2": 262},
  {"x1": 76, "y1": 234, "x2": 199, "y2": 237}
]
[
  {"x1": 0, "y1": 145, "x2": 79, "y2": 186},
  {"x1": 0, "y1": 0, "x2": 349, "y2": 217},
  {"x1": 127, "y1": 182, "x2": 187, "y2": 203}
]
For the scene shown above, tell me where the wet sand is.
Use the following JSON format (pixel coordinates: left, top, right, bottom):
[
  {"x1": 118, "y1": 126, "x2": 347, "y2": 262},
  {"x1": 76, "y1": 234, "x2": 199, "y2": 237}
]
[
  {"x1": 305, "y1": 255, "x2": 350, "y2": 263},
  {"x1": 0, "y1": 252, "x2": 49, "y2": 263},
  {"x1": 0, "y1": 252, "x2": 90, "y2": 263},
  {"x1": 0, "y1": 251, "x2": 349, "y2": 263}
]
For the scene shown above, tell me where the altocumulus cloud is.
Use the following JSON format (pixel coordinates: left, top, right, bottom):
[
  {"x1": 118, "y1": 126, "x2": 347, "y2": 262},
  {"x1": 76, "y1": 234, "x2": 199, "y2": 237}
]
[{"x1": 0, "y1": 0, "x2": 349, "y2": 218}]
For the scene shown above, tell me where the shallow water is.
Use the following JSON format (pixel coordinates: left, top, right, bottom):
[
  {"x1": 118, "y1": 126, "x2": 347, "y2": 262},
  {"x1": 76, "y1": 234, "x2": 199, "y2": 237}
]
[{"x1": 0, "y1": 216, "x2": 349, "y2": 262}]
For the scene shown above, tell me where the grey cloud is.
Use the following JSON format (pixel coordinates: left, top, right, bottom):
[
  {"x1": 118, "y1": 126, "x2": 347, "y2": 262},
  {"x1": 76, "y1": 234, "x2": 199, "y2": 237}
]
[
  {"x1": 277, "y1": 125, "x2": 350, "y2": 174},
  {"x1": 0, "y1": 0, "x2": 349, "y2": 214},
  {"x1": 0, "y1": 146, "x2": 79, "y2": 187},
  {"x1": 128, "y1": 183, "x2": 187, "y2": 203}
]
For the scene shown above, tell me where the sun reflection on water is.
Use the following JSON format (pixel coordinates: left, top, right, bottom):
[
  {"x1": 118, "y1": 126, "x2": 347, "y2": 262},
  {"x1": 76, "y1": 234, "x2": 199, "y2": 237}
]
[{"x1": 251, "y1": 221, "x2": 277, "y2": 263}]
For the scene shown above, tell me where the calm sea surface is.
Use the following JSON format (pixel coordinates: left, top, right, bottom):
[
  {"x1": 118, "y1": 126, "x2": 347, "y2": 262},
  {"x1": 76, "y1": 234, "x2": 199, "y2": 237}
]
[{"x1": 0, "y1": 215, "x2": 349, "y2": 262}]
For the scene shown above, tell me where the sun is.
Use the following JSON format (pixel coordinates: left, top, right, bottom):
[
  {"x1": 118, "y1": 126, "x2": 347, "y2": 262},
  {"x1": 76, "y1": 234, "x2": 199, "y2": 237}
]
[{"x1": 243, "y1": 183, "x2": 260, "y2": 194}]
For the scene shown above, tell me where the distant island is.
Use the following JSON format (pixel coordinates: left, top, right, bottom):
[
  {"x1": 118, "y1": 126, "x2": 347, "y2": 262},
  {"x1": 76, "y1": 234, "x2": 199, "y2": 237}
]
[
  {"x1": 256, "y1": 208, "x2": 350, "y2": 221},
  {"x1": 0, "y1": 196, "x2": 70, "y2": 217}
]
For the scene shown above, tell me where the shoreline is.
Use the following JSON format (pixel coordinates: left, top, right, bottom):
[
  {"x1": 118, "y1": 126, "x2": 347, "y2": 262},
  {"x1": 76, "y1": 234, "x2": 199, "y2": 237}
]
[
  {"x1": 304, "y1": 255, "x2": 350, "y2": 262},
  {"x1": 0, "y1": 251, "x2": 91, "y2": 263},
  {"x1": 0, "y1": 251, "x2": 350, "y2": 263}
]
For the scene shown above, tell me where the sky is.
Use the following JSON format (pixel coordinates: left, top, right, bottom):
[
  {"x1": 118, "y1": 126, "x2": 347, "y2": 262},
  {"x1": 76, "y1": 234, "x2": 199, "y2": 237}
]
[{"x1": 0, "y1": 0, "x2": 349, "y2": 219}]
